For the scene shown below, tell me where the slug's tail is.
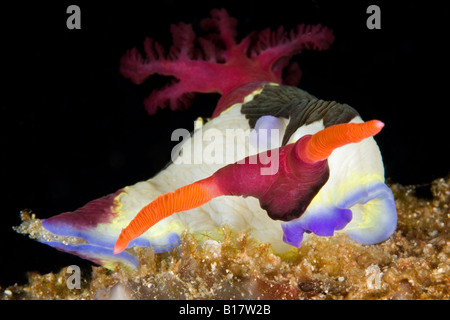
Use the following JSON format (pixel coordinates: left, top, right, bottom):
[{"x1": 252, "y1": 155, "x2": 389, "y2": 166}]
[{"x1": 113, "y1": 178, "x2": 221, "y2": 254}]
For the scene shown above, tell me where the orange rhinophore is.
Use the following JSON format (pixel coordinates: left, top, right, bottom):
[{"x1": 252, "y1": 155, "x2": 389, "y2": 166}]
[
  {"x1": 113, "y1": 177, "x2": 221, "y2": 254},
  {"x1": 301, "y1": 120, "x2": 384, "y2": 163}
]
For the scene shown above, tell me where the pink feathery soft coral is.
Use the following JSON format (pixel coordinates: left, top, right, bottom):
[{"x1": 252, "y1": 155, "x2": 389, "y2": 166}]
[{"x1": 120, "y1": 9, "x2": 334, "y2": 117}]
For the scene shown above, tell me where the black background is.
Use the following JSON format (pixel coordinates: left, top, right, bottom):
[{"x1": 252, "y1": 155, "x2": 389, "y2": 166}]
[{"x1": 1, "y1": 1, "x2": 448, "y2": 288}]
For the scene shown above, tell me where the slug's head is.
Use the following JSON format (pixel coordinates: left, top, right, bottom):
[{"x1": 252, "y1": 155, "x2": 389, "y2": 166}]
[{"x1": 282, "y1": 119, "x2": 396, "y2": 248}]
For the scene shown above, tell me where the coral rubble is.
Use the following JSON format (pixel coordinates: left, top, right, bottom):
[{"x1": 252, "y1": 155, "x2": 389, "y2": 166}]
[{"x1": 2, "y1": 175, "x2": 449, "y2": 300}]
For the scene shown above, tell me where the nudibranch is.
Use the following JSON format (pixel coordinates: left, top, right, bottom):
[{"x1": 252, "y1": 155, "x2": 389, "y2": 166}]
[{"x1": 16, "y1": 9, "x2": 397, "y2": 270}]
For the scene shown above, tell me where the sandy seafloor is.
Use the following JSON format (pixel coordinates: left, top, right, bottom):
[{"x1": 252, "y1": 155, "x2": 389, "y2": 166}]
[{"x1": 2, "y1": 175, "x2": 448, "y2": 300}]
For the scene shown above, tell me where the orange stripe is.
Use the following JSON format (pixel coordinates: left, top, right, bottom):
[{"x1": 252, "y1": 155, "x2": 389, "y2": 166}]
[
  {"x1": 303, "y1": 120, "x2": 384, "y2": 163},
  {"x1": 113, "y1": 177, "x2": 219, "y2": 254}
]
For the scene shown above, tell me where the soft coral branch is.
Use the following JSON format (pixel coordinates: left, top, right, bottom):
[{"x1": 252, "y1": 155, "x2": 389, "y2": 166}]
[
  {"x1": 250, "y1": 24, "x2": 334, "y2": 83},
  {"x1": 144, "y1": 80, "x2": 195, "y2": 114},
  {"x1": 120, "y1": 9, "x2": 334, "y2": 116},
  {"x1": 201, "y1": 8, "x2": 238, "y2": 51},
  {"x1": 251, "y1": 25, "x2": 334, "y2": 68},
  {"x1": 120, "y1": 24, "x2": 197, "y2": 84}
]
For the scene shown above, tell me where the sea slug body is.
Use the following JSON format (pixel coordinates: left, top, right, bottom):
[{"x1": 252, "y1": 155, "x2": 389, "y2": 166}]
[{"x1": 16, "y1": 9, "x2": 397, "y2": 269}]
